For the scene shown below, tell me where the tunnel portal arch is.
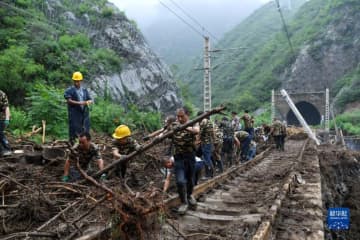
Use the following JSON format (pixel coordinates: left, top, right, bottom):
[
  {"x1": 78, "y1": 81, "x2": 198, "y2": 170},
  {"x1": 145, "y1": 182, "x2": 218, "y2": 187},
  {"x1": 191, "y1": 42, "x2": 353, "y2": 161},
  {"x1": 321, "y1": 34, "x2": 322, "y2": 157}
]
[
  {"x1": 286, "y1": 101, "x2": 321, "y2": 126},
  {"x1": 273, "y1": 90, "x2": 328, "y2": 128}
]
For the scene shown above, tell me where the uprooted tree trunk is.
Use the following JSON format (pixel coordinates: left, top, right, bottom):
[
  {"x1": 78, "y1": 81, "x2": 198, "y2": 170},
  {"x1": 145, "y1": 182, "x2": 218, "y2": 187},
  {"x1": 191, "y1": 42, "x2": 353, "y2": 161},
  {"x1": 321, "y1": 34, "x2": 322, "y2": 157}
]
[
  {"x1": 74, "y1": 106, "x2": 226, "y2": 239},
  {"x1": 76, "y1": 160, "x2": 165, "y2": 240}
]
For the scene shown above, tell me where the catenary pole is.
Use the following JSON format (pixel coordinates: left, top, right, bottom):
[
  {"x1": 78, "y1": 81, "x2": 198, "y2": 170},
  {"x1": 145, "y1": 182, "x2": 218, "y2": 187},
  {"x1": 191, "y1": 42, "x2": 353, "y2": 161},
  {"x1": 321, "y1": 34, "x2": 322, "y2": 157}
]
[{"x1": 203, "y1": 36, "x2": 211, "y2": 111}]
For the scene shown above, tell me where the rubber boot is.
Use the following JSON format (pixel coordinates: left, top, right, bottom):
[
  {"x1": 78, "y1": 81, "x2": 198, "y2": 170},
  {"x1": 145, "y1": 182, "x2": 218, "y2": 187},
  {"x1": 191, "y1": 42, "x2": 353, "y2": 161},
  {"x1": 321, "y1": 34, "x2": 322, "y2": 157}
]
[
  {"x1": 177, "y1": 185, "x2": 188, "y2": 215},
  {"x1": 2, "y1": 143, "x2": 11, "y2": 156},
  {"x1": 209, "y1": 166, "x2": 214, "y2": 178},
  {"x1": 217, "y1": 160, "x2": 224, "y2": 173},
  {"x1": 205, "y1": 165, "x2": 211, "y2": 178}
]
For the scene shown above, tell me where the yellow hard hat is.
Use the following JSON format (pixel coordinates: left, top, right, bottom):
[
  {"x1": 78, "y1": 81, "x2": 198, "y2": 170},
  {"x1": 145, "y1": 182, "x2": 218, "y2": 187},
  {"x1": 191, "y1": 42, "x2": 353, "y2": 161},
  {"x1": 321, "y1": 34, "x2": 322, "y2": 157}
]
[
  {"x1": 112, "y1": 125, "x2": 131, "y2": 139},
  {"x1": 72, "y1": 71, "x2": 83, "y2": 81}
]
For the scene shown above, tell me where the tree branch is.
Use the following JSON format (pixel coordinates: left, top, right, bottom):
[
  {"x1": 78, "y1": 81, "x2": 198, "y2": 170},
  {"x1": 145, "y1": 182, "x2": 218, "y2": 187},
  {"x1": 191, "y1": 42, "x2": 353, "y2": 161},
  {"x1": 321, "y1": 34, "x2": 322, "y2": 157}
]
[{"x1": 92, "y1": 105, "x2": 225, "y2": 178}]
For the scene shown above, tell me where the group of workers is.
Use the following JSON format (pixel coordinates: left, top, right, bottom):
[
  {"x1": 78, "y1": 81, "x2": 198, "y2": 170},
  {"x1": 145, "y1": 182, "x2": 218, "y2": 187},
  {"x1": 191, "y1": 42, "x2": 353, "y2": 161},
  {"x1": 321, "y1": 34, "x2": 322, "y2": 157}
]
[
  {"x1": 148, "y1": 109, "x2": 258, "y2": 214},
  {"x1": 62, "y1": 71, "x2": 258, "y2": 214},
  {"x1": 0, "y1": 71, "x2": 288, "y2": 216}
]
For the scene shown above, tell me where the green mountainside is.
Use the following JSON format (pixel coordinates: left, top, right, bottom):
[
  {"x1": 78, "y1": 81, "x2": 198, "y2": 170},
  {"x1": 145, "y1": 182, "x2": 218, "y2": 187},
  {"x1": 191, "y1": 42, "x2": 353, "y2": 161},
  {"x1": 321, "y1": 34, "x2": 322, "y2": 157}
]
[
  {"x1": 0, "y1": 0, "x2": 182, "y2": 139},
  {"x1": 181, "y1": 0, "x2": 307, "y2": 109},
  {"x1": 181, "y1": 0, "x2": 360, "y2": 116},
  {"x1": 0, "y1": 0, "x2": 124, "y2": 105}
]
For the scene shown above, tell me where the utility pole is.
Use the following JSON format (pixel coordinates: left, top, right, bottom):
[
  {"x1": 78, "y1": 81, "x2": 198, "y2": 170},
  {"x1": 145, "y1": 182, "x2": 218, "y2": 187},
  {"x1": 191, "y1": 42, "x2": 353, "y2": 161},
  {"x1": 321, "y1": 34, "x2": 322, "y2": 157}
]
[
  {"x1": 325, "y1": 88, "x2": 330, "y2": 132},
  {"x1": 203, "y1": 36, "x2": 211, "y2": 112},
  {"x1": 271, "y1": 89, "x2": 275, "y2": 121}
]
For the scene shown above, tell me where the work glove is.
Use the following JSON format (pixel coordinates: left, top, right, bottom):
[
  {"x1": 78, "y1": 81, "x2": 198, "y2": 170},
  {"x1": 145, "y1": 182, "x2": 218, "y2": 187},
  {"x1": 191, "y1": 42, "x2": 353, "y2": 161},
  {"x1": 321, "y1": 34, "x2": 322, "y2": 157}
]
[
  {"x1": 62, "y1": 175, "x2": 70, "y2": 182},
  {"x1": 142, "y1": 136, "x2": 150, "y2": 141},
  {"x1": 3, "y1": 120, "x2": 9, "y2": 127},
  {"x1": 100, "y1": 173, "x2": 107, "y2": 181}
]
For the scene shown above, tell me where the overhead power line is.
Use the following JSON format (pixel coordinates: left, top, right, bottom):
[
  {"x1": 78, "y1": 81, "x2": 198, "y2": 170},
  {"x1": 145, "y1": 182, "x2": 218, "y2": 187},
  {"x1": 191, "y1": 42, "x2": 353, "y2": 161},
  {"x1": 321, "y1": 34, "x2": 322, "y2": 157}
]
[
  {"x1": 159, "y1": 0, "x2": 205, "y2": 39},
  {"x1": 274, "y1": 0, "x2": 295, "y2": 57},
  {"x1": 167, "y1": 0, "x2": 219, "y2": 42}
]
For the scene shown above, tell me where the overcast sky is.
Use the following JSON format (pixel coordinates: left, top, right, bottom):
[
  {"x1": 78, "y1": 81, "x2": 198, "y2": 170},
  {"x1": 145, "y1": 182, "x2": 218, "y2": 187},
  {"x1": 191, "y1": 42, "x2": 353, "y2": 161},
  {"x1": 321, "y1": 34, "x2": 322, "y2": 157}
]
[{"x1": 108, "y1": 0, "x2": 272, "y2": 29}]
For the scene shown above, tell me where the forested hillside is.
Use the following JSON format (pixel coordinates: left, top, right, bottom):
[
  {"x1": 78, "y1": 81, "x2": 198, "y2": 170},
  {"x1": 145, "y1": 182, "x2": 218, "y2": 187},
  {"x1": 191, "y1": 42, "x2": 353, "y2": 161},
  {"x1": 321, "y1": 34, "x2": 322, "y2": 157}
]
[
  {"x1": 0, "y1": 0, "x2": 119, "y2": 105},
  {"x1": 0, "y1": 0, "x2": 182, "y2": 139},
  {"x1": 182, "y1": 0, "x2": 360, "y2": 114},
  {"x1": 0, "y1": 0, "x2": 181, "y2": 110},
  {"x1": 180, "y1": 0, "x2": 306, "y2": 109}
]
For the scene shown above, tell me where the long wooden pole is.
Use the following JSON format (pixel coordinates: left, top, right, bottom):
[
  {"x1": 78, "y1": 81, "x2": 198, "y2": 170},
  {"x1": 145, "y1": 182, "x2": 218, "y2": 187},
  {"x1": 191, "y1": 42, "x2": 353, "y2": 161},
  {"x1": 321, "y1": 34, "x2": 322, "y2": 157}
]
[{"x1": 91, "y1": 106, "x2": 225, "y2": 178}]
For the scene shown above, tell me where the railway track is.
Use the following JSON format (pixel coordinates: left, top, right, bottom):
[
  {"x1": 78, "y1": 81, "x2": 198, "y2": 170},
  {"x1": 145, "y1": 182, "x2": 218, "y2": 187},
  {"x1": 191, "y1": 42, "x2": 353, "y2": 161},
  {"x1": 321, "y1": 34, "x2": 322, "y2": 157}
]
[
  {"x1": 162, "y1": 138, "x2": 324, "y2": 240},
  {"x1": 29, "y1": 138, "x2": 323, "y2": 240}
]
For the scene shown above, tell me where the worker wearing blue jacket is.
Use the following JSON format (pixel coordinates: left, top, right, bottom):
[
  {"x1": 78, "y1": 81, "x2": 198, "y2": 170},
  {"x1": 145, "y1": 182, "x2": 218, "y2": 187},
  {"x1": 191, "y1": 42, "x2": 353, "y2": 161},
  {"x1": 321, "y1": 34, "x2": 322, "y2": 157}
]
[{"x1": 64, "y1": 72, "x2": 92, "y2": 145}]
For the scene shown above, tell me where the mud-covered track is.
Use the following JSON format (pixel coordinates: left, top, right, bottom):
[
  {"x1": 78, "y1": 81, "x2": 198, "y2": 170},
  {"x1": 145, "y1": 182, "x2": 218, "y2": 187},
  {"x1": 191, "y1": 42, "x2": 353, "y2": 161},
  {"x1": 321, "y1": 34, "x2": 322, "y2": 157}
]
[{"x1": 163, "y1": 139, "x2": 324, "y2": 240}]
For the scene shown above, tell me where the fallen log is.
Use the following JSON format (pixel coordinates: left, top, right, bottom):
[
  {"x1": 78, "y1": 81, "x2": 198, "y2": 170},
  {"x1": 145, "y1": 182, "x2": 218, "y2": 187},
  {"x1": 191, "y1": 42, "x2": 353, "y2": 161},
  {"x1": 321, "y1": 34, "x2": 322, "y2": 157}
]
[
  {"x1": 76, "y1": 159, "x2": 168, "y2": 240},
  {"x1": 91, "y1": 105, "x2": 226, "y2": 178},
  {"x1": 1, "y1": 231, "x2": 57, "y2": 240}
]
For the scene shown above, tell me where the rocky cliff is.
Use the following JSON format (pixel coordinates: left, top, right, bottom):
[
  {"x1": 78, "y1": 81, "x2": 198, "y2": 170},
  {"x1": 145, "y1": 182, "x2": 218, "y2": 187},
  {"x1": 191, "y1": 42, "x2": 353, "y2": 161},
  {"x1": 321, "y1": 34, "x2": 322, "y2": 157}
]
[
  {"x1": 48, "y1": 0, "x2": 182, "y2": 113},
  {"x1": 282, "y1": 3, "x2": 360, "y2": 94}
]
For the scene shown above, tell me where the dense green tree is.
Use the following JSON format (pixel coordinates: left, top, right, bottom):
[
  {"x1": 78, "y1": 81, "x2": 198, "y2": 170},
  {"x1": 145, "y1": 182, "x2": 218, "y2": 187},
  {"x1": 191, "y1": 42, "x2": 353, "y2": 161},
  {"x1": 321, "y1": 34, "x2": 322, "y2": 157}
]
[{"x1": 0, "y1": 46, "x2": 44, "y2": 105}]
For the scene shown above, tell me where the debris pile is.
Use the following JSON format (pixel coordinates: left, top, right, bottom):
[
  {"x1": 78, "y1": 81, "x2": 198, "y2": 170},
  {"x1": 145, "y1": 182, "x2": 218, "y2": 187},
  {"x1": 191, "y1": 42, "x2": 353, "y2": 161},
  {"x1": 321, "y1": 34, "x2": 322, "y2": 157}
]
[{"x1": 0, "y1": 134, "x2": 170, "y2": 240}]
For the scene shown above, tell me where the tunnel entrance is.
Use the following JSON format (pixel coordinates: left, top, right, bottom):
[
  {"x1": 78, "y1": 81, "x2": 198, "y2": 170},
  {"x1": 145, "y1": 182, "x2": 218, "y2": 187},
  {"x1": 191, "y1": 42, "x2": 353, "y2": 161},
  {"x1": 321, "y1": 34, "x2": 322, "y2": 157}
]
[{"x1": 286, "y1": 101, "x2": 321, "y2": 126}]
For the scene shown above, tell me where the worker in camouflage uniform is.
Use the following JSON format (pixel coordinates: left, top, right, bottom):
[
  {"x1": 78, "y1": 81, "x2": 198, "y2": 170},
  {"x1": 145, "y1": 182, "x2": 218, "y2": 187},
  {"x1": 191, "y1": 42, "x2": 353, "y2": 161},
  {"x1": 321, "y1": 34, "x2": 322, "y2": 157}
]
[
  {"x1": 197, "y1": 111, "x2": 215, "y2": 178},
  {"x1": 234, "y1": 130, "x2": 251, "y2": 162},
  {"x1": 270, "y1": 118, "x2": 286, "y2": 151},
  {"x1": 169, "y1": 107, "x2": 199, "y2": 215},
  {"x1": 212, "y1": 122, "x2": 224, "y2": 173},
  {"x1": 62, "y1": 132, "x2": 105, "y2": 182},
  {"x1": 64, "y1": 71, "x2": 93, "y2": 145},
  {"x1": 262, "y1": 123, "x2": 272, "y2": 144},
  {"x1": 231, "y1": 111, "x2": 241, "y2": 131},
  {"x1": 241, "y1": 110, "x2": 254, "y2": 139},
  {"x1": 0, "y1": 90, "x2": 11, "y2": 157},
  {"x1": 280, "y1": 121, "x2": 287, "y2": 151},
  {"x1": 112, "y1": 125, "x2": 141, "y2": 178},
  {"x1": 220, "y1": 117, "x2": 234, "y2": 167}
]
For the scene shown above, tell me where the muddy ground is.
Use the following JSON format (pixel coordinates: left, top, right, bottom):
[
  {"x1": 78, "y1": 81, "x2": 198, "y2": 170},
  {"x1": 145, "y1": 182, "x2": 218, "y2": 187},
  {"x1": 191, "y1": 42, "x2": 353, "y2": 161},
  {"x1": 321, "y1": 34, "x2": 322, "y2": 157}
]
[
  {"x1": 318, "y1": 144, "x2": 360, "y2": 240},
  {"x1": 1, "y1": 131, "x2": 360, "y2": 239},
  {"x1": 0, "y1": 132, "x2": 172, "y2": 239}
]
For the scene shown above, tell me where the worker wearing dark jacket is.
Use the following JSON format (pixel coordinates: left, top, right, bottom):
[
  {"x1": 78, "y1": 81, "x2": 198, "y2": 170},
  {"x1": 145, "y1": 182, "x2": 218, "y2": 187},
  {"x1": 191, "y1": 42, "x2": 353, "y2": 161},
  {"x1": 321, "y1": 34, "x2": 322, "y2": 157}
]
[{"x1": 64, "y1": 72, "x2": 92, "y2": 145}]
